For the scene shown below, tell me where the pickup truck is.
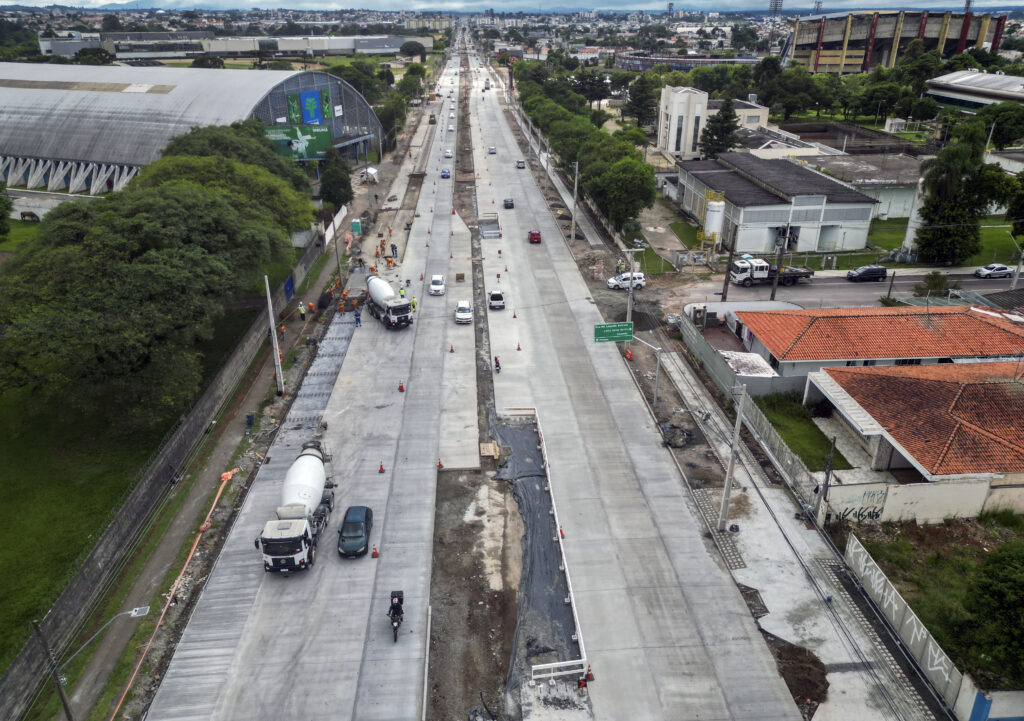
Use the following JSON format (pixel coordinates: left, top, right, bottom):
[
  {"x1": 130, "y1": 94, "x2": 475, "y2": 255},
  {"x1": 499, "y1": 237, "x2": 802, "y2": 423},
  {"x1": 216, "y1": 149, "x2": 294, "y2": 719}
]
[{"x1": 729, "y1": 258, "x2": 814, "y2": 287}]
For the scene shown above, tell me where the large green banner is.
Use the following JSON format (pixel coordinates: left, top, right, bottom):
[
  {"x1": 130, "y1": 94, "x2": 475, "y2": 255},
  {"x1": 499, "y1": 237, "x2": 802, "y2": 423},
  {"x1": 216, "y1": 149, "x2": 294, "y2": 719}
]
[
  {"x1": 286, "y1": 94, "x2": 301, "y2": 124},
  {"x1": 263, "y1": 125, "x2": 332, "y2": 160},
  {"x1": 320, "y1": 89, "x2": 333, "y2": 120}
]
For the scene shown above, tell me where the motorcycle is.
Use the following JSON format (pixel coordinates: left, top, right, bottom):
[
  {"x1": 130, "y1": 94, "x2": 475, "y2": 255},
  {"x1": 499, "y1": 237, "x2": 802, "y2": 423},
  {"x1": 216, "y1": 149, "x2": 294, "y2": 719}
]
[
  {"x1": 494, "y1": 356, "x2": 501, "y2": 374},
  {"x1": 387, "y1": 591, "x2": 404, "y2": 642}
]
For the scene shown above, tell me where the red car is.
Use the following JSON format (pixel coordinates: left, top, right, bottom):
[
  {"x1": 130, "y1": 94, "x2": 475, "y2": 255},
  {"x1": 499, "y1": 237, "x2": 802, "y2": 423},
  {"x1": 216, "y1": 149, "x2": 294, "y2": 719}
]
[{"x1": 528, "y1": 230, "x2": 542, "y2": 244}]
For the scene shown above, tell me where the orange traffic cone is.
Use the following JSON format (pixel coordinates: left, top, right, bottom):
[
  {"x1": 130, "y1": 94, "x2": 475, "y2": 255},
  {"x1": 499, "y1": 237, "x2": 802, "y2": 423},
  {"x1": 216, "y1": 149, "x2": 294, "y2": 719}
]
[
  {"x1": 452, "y1": 208, "x2": 456, "y2": 215},
  {"x1": 372, "y1": 545, "x2": 379, "y2": 558},
  {"x1": 450, "y1": 344, "x2": 454, "y2": 353},
  {"x1": 517, "y1": 342, "x2": 521, "y2": 351},
  {"x1": 513, "y1": 309, "x2": 517, "y2": 318},
  {"x1": 420, "y1": 273, "x2": 423, "y2": 280},
  {"x1": 398, "y1": 380, "x2": 405, "y2": 392},
  {"x1": 438, "y1": 458, "x2": 444, "y2": 469},
  {"x1": 560, "y1": 525, "x2": 564, "y2": 538},
  {"x1": 379, "y1": 461, "x2": 385, "y2": 474},
  {"x1": 586, "y1": 665, "x2": 594, "y2": 681}
]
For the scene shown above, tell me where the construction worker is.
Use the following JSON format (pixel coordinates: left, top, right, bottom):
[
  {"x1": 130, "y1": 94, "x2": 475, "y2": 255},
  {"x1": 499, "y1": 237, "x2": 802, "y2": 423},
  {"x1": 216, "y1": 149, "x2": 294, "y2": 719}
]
[
  {"x1": 354, "y1": 309, "x2": 361, "y2": 327},
  {"x1": 411, "y1": 296, "x2": 418, "y2": 312},
  {"x1": 375, "y1": 246, "x2": 380, "y2": 258},
  {"x1": 352, "y1": 298, "x2": 359, "y2": 312},
  {"x1": 299, "y1": 305, "x2": 306, "y2": 322},
  {"x1": 391, "y1": 242, "x2": 398, "y2": 258},
  {"x1": 399, "y1": 287, "x2": 405, "y2": 298},
  {"x1": 279, "y1": 324, "x2": 286, "y2": 341},
  {"x1": 338, "y1": 301, "x2": 346, "y2": 316},
  {"x1": 308, "y1": 301, "x2": 315, "y2": 315}
]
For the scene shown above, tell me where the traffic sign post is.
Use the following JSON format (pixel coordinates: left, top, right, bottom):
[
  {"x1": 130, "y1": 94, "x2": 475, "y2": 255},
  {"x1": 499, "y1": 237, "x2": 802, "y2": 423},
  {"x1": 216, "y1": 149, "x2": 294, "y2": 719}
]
[{"x1": 593, "y1": 322, "x2": 633, "y2": 343}]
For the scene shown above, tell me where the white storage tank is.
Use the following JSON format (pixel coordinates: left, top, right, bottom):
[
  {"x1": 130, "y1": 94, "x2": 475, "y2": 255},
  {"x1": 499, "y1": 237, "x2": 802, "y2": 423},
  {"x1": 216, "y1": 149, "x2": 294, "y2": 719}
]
[{"x1": 704, "y1": 200, "x2": 725, "y2": 242}]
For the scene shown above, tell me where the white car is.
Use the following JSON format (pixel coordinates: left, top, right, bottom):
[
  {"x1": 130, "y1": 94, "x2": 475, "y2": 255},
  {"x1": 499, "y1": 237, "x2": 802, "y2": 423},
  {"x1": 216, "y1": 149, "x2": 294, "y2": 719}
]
[
  {"x1": 449, "y1": 113, "x2": 455, "y2": 119},
  {"x1": 488, "y1": 289, "x2": 505, "y2": 310},
  {"x1": 454, "y1": 300, "x2": 473, "y2": 324},
  {"x1": 429, "y1": 274, "x2": 446, "y2": 295},
  {"x1": 488, "y1": 146, "x2": 496, "y2": 154},
  {"x1": 975, "y1": 263, "x2": 1012, "y2": 278},
  {"x1": 607, "y1": 272, "x2": 647, "y2": 290},
  {"x1": 448, "y1": 124, "x2": 454, "y2": 131},
  {"x1": 444, "y1": 149, "x2": 453, "y2": 158}
]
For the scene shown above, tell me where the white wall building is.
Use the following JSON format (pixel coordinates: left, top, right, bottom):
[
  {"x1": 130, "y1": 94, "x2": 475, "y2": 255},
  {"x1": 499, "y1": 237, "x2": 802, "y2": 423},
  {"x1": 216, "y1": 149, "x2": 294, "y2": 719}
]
[
  {"x1": 677, "y1": 152, "x2": 876, "y2": 254},
  {"x1": 657, "y1": 85, "x2": 769, "y2": 161}
]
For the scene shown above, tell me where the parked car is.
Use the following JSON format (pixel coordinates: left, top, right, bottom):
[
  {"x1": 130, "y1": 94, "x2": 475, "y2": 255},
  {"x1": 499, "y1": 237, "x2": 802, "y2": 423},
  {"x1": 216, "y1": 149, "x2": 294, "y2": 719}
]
[
  {"x1": 846, "y1": 265, "x2": 887, "y2": 282},
  {"x1": 607, "y1": 272, "x2": 647, "y2": 290},
  {"x1": 503, "y1": 198, "x2": 514, "y2": 209},
  {"x1": 454, "y1": 300, "x2": 473, "y2": 324},
  {"x1": 441, "y1": 168, "x2": 451, "y2": 179},
  {"x1": 429, "y1": 274, "x2": 446, "y2": 295},
  {"x1": 515, "y1": 159, "x2": 526, "y2": 169},
  {"x1": 337, "y1": 506, "x2": 373, "y2": 558},
  {"x1": 528, "y1": 230, "x2": 542, "y2": 244},
  {"x1": 448, "y1": 124, "x2": 454, "y2": 131},
  {"x1": 444, "y1": 149, "x2": 453, "y2": 158},
  {"x1": 449, "y1": 113, "x2": 455, "y2": 119},
  {"x1": 488, "y1": 146, "x2": 497, "y2": 154},
  {"x1": 488, "y1": 290, "x2": 505, "y2": 310},
  {"x1": 975, "y1": 263, "x2": 1012, "y2": 278}
]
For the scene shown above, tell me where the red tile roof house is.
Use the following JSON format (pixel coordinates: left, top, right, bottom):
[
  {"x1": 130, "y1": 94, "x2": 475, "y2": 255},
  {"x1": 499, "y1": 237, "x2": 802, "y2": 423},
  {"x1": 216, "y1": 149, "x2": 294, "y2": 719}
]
[
  {"x1": 803, "y1": 362, "x2": 1024, "y2": 521},
  {"x1": 733, "y1": 305, "x2": 1024, "y2": 380}
]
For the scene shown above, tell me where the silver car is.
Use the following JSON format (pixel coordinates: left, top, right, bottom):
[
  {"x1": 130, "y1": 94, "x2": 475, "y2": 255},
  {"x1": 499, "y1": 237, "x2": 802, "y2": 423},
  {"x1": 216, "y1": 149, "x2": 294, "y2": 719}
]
[
  {"x1": 454, "y1": 300, "x2": 473, "y2": 324},
  {"x1": 429, "y1": 274, "x2": 446, "y2": 295}
]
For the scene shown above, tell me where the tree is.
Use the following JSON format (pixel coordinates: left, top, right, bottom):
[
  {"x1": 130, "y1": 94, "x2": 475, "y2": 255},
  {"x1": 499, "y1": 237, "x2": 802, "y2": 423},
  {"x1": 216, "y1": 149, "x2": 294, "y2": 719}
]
[
  {"x1": 405, "y1": 62, "x2": 426, "y2": 78},
  {"x1": 585, "y1": 157, "x2": 657, "y2": 229},
  {"x1": 74, "y1": 48, "x2": 114, "y2": 65},
  {"x1": 916, "y1": 122, "x2": 1013, "y2": 264},
  {"x1": 319, "y1": 149, "x2": 353, "y2": 208},
  {"x1": 910, "y1": 97, "x2": 939, "y2": 121},
  {"x1": 699, "y1": 97, "x2": 741, "y2": 159},
  {"x1": 377, "y1": 66, "x2": 394, "y2": 87},
  {"x1": 162, "y1": 120, "x2": 310, "y2": 193},
  {"x1": 101, "y1": 14, "x2": 122, "y2": 32},
  {"x1": 191, "y1": 55, "x2": 225, "y2": 69},
  {"x1": 396, "y1": 74, "x2": 421, "y2": 98},
  {"x1": 0, "y1": 181, "x2": 292, "y2": 428},
  {"x1": 731, "y1": 24, "x2": 758, "y2": 49},
  {"x1": 977, "y1": 102, "x2": 1024, "y2": 150},
  {"x1": 624, "y1": 72, "x2": 659, "y2": 126},
  {"x1": 0, "y1": 182, "x2": 11, "y2": 238},
  {"x1": 967, "y1": 541, "x2": 1024, "y2": 687},
  {"x1": 912, "y1": 271, "x2": 961, "y2": 297},
  {"x1": 400, "y1": 40, "x2": 426, "y2": 59}
]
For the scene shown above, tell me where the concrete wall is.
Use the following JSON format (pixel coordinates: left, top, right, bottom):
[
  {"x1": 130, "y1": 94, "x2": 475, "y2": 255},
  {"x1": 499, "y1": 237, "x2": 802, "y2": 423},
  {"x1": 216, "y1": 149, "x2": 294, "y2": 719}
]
[
  {"x1": 982, "y1": 484, "x2": 1024, "y2": 513},
  {"x1": 845, "y1": 535, "x2": 966, "y2": 707},
  {"x1": 882, "y1": 480, "x2": 990, "y2": 523},
  {"x1": 861, "y1": 186, "x2": 916, "y2": 219},
  {"x1": 827, "y1": 482, "x2": 889, "y2": 523}
]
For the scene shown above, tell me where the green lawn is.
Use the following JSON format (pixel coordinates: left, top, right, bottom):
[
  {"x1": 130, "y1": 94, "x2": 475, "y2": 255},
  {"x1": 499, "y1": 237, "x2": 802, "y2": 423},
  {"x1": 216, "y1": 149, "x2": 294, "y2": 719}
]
[
  {"x1": 0, "y1": 219, "x2": 41, "y2": 253},
  {"x1": 624, "y1": 231, "x2": 670, "y2": 275},
  {"x1": 669, "y1": 221, "x2": 699, "y2": 249},
  {"x1": 755, "y1": 393, "x2": 852, "y2": 472},
  {"x1": 866, "y1": 216, "x2": 1020, "y2": 266}
]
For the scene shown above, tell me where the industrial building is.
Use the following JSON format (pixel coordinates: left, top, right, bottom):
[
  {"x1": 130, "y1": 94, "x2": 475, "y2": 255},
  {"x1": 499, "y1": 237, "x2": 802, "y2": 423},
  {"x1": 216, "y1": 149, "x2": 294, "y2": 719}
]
[
  {"x1": 37, "y1": 31, "x2": 433, "y2": 61},
  {"x1": 676, "y1": 152, "x2": 876, "y2": 254},
  {"x1": 656, "y1": 86, "x2": 769, "y2": 161},
  {"x1": 926, "y1": 69, "x2": 1024, "y2": 111},
  {"x1": 786, "y1": 10, "x2": 1007, "y2": 74},
  {"x1": 0, "y1": 63, "x2": 383, "y2": 196}
]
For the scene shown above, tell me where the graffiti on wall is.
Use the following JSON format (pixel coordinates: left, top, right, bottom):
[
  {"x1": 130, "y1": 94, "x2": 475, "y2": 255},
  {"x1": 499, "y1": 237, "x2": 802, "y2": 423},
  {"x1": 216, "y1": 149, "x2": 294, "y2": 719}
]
[
  {"x1": 831, "y1": 486, "x2": 887, "y2": 523},
  {"x1": 846, "y1": 535, "x2": 964, "y2": 701}
]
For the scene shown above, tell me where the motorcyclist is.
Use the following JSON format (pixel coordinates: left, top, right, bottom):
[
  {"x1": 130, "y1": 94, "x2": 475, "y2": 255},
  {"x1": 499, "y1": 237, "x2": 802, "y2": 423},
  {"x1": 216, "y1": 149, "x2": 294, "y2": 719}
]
[
  {"x1": 494, "y1": 356, "x2": 501, "y2": 372},
  {"x1": 388, "y1": 596, "x2": 404, "y2": 621}
]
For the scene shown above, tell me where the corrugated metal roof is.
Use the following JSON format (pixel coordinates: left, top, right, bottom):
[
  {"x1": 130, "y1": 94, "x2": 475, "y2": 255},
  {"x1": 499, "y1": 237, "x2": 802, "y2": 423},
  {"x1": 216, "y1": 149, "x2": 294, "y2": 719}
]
[{"x1": 0, "y1": 63, "x2": 302, "y2": 166}]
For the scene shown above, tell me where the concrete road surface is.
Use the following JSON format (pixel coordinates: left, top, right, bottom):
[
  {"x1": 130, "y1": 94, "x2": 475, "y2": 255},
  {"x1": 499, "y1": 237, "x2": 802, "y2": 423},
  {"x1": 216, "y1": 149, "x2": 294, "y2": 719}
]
[{"x1": 467, "y1": 55, "x2": 799, "y2": 721}]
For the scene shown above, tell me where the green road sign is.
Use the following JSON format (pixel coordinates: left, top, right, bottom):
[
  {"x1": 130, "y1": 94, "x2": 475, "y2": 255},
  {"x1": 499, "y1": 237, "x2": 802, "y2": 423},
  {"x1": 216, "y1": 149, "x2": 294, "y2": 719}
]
[{"x1": 594, "y1": 322, "x2": 634, "y2": 343}]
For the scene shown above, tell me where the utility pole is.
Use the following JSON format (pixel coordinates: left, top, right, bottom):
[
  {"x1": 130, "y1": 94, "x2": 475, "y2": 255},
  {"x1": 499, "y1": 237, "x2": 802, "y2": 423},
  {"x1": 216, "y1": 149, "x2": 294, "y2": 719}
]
[
  {"x1": 720, "y1": 224, "x2": 737, "y2": 302},
  {"x1": 34, "y1": 620, "x2": 74, "y2": 721},
  {"x1": 569, "y1": 160, "x2": 579, "y2": 244},
  {"x1": 1006, "y1": 231, "x2": 1023, "y2": 290},
  {"x1": 812, "y1": 437, "x2": 836, "y2": 522},
  {"x1": 717, "y1": 384, "x2": 746, "y2": 532},
  {"x1": 265, "y1": 275, "x2": 284, "y2": 396},
  {"x1": 887, "y1": 270, "x2": 896, "y2": 297},
  {"x1": 769, "y1": 233, "x2": 786, "y2": 301}
]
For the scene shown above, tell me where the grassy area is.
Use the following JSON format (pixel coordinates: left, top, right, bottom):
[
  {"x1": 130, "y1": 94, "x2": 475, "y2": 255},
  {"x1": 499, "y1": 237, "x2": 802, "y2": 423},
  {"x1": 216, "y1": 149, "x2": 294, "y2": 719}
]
[
  {"x1": 669, "y1": 221, "x2": 699, "y2": 249},
  {"x1": 754, "y1": 393, "x2": 852, "y2": 472},
  {"x1": 297, "y1": 252, "x2": 332, "y2": 294},
  {"x1": 0, "y1": 219, "x2": 41, "y2": 253},
  {"x1": 855, "y1": 512, "x2": 1024, "y2": 690},
  {"x1": 624, "y1": 231, "x2": 671, "y2": 275},
  {"x1": 867, "y1": 216, "x2": 1020, "y2": 266}
]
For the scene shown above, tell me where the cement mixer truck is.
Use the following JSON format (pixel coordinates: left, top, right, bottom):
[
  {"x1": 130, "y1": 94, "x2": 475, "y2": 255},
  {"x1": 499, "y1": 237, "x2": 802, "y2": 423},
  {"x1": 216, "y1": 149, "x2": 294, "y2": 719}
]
[
  {"x1": 366, "y1": 276, "x2": 413, "y2": 329},
  {"x1": 255, "y1": 441, "x2": 335, "y2": 573}
]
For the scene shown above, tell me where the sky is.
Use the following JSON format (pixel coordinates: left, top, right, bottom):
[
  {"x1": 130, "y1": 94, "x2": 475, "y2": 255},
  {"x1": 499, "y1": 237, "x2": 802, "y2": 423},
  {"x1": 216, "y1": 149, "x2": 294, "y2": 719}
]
[{"x1": 7, "y1": 0, "x2": 1019, "y2": 13}]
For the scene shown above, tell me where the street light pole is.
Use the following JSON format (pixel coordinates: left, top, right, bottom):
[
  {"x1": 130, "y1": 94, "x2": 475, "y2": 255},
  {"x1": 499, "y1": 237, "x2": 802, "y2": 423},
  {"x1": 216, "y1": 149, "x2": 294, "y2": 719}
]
[
  {"x1": 622, "y1": 247, "x2": 641, "y2": 349},
  {"x1": 569, "y1": 160, "x2": 579, "y2": 243},
  {"x1": 34, "y1": 620, "x2": 74, "y2": 721},
  {"x1": 1006, "y1": 231, "x2": 1023, "y2": 290}
]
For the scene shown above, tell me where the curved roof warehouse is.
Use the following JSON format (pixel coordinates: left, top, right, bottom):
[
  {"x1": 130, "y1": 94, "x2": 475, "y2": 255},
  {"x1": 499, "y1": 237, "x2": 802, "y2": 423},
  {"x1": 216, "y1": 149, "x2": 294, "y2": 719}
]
[{"x1": 0, "y1": 62, "x2": 383, "y2": 195}]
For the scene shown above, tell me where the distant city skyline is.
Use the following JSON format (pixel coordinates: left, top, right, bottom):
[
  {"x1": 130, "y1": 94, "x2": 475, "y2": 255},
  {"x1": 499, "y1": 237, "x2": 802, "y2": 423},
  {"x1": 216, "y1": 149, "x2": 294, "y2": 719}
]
[{"x1": 5, "y1": 0, "x2": 1018, "y2": 13}]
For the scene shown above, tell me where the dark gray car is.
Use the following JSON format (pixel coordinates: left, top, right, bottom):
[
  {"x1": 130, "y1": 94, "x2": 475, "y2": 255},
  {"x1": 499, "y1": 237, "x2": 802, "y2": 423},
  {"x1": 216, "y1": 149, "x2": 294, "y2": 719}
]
[{"x1": 847, "y1": 265, "x2": 887, "y2": 282}]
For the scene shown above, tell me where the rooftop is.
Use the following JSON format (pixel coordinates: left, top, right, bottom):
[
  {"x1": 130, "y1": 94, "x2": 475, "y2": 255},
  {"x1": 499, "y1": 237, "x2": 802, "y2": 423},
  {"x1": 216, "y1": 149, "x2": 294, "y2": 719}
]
[
  {"x1": 801, "y1": 153, "x2": 922, "y2": 187},
  {"x1": 823, "y1": 362, "x2": 1024, "y2": 476},
  {"x1": 927, "y1": 70, "x2": 1024, "y2": 101},
  {"x1": 678, "y1": 152, "x2": 875, "y2": 207},
  {"x1": 736, "y1": 305, "x2": 1024, "y2": 361}
]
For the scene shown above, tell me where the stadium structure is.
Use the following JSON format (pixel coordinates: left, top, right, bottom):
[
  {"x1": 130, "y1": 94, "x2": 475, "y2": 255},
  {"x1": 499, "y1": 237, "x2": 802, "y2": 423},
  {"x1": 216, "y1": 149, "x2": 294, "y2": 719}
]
[
  {"x1": 785, "y1": 10, "x2": 1007, "y2": 74},
  {"x1": 0, "y1": 63, "x2": 383, "y2": 195}
]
